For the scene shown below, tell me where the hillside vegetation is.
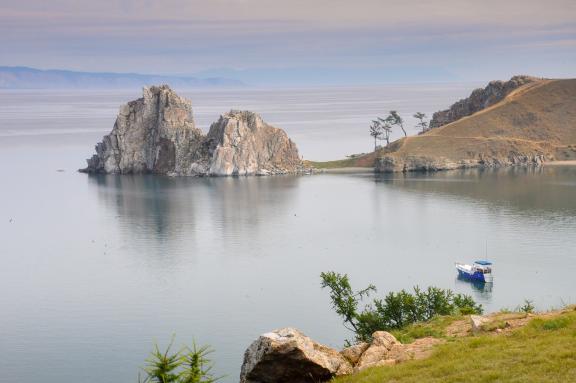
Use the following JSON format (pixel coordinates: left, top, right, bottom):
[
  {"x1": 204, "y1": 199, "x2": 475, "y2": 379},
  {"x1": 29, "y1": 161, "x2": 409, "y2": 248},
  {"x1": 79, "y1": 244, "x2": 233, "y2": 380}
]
[
  {"x1": 311, "y1": 78, "x2": 576, "y2": 170},
  {"x1": 386, "y1": 79, "x2": 576, "y2": 163},
  {"x1": 335, "y1": 308, "x2": 576, "y2": 383}
]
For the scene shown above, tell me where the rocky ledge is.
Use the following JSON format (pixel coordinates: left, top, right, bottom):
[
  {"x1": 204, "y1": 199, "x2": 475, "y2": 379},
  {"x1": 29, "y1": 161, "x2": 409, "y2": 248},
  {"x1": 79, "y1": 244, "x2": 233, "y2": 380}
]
[
  {"x1": 239, "y1": 328, "x2": 441, "y2": 383},
  {"x1": 80, "y1": 85, "x2": 303, "y2": 176},
  {"x1": 429, "y1": 75, "x2": 540, "y2": 129},
  {"x1": 376, "y1": 153, "x2": 546, "y2": 173}
]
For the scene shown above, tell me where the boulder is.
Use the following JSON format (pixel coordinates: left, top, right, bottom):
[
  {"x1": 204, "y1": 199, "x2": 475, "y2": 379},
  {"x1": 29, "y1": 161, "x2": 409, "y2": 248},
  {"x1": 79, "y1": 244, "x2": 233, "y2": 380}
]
[
  {"x1": 354, "y1": 331, "x2": 399, "y2": 371},
  {"x1": 470, "y1": 315, "x2": 491, "y2": 333},
  {"x1": 81, "y1": 86, "x2": 303, "y2": 176},
  {"x1": 340, "y1": 342, "x2": 370, "y2": 365},
  {"x1": 239, "y1": 327, "x2": 352, "y2": 383}
]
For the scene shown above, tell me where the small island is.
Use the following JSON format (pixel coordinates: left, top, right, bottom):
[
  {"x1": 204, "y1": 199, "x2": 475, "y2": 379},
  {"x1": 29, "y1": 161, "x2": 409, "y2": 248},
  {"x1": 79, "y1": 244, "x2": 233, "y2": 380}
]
[{"x1": 80, "y1": 85, "x2": 304, "y2": 176}]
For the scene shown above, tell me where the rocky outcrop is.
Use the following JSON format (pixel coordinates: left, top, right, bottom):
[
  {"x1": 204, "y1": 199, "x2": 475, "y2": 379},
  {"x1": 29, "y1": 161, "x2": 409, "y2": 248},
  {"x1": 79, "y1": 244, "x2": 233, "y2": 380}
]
[
  {"x1": 354, "y1": 331, "x2": 400, "y2": 370},
  {"x1": 340, "y1": 342, "x2": 370, "y2": 365},
  {"x1": 82, "y1": 85, "x2": 204, "y2": 174},
  {"x1": 376, "y1": 153, "x2": 546, "y2": 173},
  {"x1": 429, "y1": 75, "x2": 540, "y2": 129},
  {"x1": 239, "y1": 328, "x2": 443, "y2": 382},
  {"x1": 81, "y1": 85, "x2": 303, "y2": 176},
  {"x1": 203, "y1": 111, "x2": 302, "y2": 176},
  {"x1": 239, "y1": 328, "x2": 352, "y2": 383}
]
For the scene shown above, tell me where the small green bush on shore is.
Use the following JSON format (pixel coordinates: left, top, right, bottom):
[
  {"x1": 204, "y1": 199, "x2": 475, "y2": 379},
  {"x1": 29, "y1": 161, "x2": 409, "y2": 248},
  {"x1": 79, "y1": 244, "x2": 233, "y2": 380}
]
[{"x1": 320, "y1": 271, "x2": 482, "y2": 344}]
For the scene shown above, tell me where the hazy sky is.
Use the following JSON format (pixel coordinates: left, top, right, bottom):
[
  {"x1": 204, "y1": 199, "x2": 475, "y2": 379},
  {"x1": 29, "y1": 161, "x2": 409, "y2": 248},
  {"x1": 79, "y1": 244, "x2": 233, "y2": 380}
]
[{"x1": 1, "y1": 0, "x2": 575, "y2": 84}]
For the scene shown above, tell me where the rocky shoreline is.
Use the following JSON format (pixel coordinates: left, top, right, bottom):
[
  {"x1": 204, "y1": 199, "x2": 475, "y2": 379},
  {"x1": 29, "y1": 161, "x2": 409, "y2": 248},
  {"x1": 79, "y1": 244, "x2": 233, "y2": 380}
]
[
  {"x1": 375, "y1": 153, "x2": 547, "y2": 173},
  {"x1": 239, "y1": 327, "x2": 440, "y2": 383},
  {"x1": 238, "y1": 307, "x2": 574, "y2": 382}
]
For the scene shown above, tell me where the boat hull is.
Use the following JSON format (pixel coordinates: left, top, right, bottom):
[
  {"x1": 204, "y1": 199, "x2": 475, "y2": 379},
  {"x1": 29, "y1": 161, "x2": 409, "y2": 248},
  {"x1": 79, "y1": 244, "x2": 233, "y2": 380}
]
[{"x1": 456, "y1": 264, "x2": 493, "y2": 283}]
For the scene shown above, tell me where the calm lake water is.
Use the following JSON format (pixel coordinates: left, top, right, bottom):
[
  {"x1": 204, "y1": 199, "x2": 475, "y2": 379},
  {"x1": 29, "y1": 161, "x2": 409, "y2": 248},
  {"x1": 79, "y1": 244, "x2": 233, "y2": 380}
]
[{"x1": 0, "y1": 86, "x2": 575, "y2": 383}]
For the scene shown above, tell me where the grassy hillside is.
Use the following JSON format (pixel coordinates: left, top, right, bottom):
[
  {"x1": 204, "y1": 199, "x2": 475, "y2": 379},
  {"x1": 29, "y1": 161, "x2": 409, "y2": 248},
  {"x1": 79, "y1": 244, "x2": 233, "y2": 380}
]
[
  {"x1": 334, "y1": 309, "x2": 576, "y2": 383},
  {"x1": 304, "y1": 152, "x2": 378, "y2": 169},
  {"x1": 310, "y1": 78, "x2": 576, "y2": 169},
  {"x1": 384, "y1": 79, "x2": 576, "y2": 163}
]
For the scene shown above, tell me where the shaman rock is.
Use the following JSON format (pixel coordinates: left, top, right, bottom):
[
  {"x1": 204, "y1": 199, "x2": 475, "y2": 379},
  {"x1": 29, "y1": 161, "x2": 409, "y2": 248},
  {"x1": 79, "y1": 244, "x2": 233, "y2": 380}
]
[
  {"x1": 82, "y1": 85, "x2": 204, "y2": 174},
  {"x1": 81, "y1": 86, "x2": 303, "y2": 176},
  {"x1": 203, "y1": 110, "x2": 302, "y2": 176}
]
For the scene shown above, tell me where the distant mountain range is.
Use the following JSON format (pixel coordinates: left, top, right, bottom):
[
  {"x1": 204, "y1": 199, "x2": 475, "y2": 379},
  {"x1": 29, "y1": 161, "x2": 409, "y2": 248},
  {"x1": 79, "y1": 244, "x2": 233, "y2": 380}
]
[{"x1": 0, "y1": 66, "x2": 244, "y2": 89}]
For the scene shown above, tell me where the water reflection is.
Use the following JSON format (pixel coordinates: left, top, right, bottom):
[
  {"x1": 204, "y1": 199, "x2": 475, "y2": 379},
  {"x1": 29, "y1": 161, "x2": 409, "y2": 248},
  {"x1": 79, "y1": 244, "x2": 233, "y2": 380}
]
[
  {"x1": 87, "y1": 174, "x2": 300, "y2": 258},
  {"x1": 455, "y1": 275, "x2": 493, "y2": 303},
  {"x1": 375, "y1": 166, "x2": 576, "y2": 216}
]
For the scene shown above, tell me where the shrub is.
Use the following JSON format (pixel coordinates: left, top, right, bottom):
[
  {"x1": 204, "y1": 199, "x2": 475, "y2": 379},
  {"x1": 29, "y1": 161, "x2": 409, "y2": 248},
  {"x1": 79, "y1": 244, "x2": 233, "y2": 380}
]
[
  {"x1": 140, "y1": 339, "x2": 221, "y2": 383},
  {"x1": 518, "y1": 299, "x2": 535, "y2": 314},
  {"x1": 320, "y1": 271, "x2": 483, "y2": 344}
]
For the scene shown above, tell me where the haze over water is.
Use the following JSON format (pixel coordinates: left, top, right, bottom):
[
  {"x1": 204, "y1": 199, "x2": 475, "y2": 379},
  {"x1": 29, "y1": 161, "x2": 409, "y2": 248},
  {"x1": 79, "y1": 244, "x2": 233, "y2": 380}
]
[{"x1": 1, "y1": 86, "x2": 575, "y2": 383}]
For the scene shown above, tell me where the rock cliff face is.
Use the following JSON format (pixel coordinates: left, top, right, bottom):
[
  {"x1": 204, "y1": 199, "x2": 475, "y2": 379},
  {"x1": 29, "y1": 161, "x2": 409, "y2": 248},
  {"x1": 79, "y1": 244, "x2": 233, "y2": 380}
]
[
  {"x1": 376, "y1": 153, "x2": 546, "y2": 173},
  {"x1": 81, "y1": 86, "x2": 303, "y2": 176},
  {"x1": 204, "y1": 111, "x2": 302, "y2": 176},
  {"x1": 83, "y1": 85, "x2": 204, "y2": 174},
  {"x1": 429, "y1": 75, "x2": 539, "y2": 129}
]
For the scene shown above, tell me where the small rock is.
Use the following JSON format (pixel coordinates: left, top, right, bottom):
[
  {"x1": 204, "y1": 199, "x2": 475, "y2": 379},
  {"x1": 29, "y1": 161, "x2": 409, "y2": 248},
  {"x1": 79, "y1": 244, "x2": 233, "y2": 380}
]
[
  {"x1": 355, "y1": 331, "x2": 399, "y2": 371},
  {"x1": 470, "y1": 315, "x2": 491, "y2": 333},
  {"x1": 340, "y1": 342, "x2": 370, "y2": 365}
]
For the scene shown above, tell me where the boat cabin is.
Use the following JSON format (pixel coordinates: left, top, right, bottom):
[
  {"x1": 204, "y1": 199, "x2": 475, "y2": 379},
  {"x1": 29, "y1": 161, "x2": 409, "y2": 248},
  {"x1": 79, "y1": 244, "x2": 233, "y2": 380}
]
[{"x1": 473, "y1": 260, "x2": 492, "y2": 274}]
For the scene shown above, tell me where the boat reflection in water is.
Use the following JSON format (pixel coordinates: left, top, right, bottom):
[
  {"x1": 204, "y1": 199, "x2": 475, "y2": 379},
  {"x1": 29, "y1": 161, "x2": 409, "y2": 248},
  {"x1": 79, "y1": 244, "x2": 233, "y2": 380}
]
[{"x1": 455, "y1": 274, "x2": 493, "y2": 306}]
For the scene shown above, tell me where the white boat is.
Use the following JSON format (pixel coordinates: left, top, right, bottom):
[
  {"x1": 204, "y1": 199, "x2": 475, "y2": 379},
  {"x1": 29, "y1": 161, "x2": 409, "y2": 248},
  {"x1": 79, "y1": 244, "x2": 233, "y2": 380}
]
[{"x1": 455, "y1": 260, "x2": 493, "y2": 283}]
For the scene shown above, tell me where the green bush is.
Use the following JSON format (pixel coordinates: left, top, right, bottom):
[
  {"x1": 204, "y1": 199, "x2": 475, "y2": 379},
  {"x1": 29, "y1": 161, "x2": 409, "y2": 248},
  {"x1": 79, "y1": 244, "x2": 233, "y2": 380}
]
[
  {"x1": 140, "y1": 339, "x2": 221, "y2": 383},
  {"x1": 320, "y1": 271, "x2": 483, "y2": 344},
  {"x1": 518, "y1": 299, "x2": 535, "y2": 314}
]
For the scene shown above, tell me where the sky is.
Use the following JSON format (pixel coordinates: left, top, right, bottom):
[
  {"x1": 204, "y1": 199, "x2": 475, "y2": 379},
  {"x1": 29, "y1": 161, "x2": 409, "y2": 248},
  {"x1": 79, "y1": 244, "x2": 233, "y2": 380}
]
[{"x1": 1, "y1": 0, "x2": 575, "y2": 85}]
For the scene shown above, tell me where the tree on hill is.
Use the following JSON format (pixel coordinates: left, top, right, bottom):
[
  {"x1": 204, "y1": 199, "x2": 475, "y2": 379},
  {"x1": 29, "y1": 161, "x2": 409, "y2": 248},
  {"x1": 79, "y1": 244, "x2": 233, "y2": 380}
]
[
  {"x1": 377, "y1": 117, "x2": 393, "y2": 146},
  {"x1": 413, "y1": 112, "x2": 428, "y2": 134},
  {"x1": 388, "y1": 110, "x2": 407, "y2": 137},
  {"x1": 369, "y1": 120, "x2": 383, "y2": 151}
]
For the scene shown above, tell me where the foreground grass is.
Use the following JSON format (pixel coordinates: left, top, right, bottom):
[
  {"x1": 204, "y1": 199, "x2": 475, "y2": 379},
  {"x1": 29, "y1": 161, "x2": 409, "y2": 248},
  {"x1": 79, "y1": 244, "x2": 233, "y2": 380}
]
[
  {"x1": 335, "y1": 310, "x2": 576, "y2": 383},
  {"x1": 389, "y1": 314, "x2": 463, "y2": 343}
]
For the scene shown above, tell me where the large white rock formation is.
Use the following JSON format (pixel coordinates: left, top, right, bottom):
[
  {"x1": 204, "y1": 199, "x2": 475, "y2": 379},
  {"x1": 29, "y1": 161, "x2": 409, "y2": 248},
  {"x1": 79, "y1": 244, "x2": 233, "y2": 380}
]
[{"x1": 81, "y1": 85, "x2": 303, "y2": 176}]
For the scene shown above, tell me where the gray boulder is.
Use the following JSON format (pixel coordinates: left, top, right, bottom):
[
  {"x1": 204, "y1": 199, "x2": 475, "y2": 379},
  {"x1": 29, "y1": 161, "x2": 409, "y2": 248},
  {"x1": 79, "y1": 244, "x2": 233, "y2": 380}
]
[
  {"x1": 239, "y1": 327, "x2": 352, "y2": 383},
  {"x1": 470, "y1": 315, "x2": 491, "y2": 333}
]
